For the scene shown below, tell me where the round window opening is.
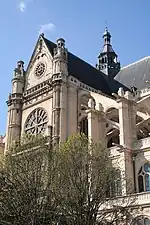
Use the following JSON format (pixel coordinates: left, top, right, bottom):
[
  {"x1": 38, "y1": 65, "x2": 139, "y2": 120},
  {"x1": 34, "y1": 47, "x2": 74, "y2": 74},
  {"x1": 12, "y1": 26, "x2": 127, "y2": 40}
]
[
  {"x1": 34, "y1": 62, "x2": 46, "y2": 77},
  {"x1": 24, "y1": 108, "x2": 48, "y2": 135}
]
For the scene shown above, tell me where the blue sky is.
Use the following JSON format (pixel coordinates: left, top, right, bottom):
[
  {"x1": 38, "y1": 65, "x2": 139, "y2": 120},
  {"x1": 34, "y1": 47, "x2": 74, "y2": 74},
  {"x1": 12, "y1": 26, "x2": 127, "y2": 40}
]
[{"x1": 0, "y1": 0, "x2": 150, "y2": 134}]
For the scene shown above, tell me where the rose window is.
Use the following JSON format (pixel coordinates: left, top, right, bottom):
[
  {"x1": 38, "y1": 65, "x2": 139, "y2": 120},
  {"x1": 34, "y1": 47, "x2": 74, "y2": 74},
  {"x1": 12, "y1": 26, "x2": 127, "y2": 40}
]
[
  {"x1": 24, "y1": 108, "x2": 48, "y2": 134},
  {"x1": 34, "y1": 62, "x2": 46, "y2": 77}
]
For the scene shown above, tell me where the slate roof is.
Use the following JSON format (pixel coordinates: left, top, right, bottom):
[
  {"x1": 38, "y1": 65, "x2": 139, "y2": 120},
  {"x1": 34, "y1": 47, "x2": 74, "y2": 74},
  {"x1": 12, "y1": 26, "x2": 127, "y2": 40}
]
[
  {"x1": 44, "y1": 37, "x2": 126, "y2": 96},
  {"x1": 115, "y1": 56, "x2": 150, "y2": 90}
]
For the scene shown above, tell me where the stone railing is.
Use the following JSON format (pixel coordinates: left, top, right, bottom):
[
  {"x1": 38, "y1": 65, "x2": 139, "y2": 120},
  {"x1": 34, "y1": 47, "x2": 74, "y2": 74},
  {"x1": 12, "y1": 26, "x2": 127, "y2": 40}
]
[
  {"x1": 11, "y1": 135, "x2": 52, "y2": 156},
  {"x1": 108, "y1": 137, "x2": 150, "y2": 153},
  {"x1": 134, "y1": 137, "x2": 150, "y2": 150},
  {"x1": 100, "y1": 192, "x2": 150, "y2": 210},
  {"x1": 23, "y1": 80, "x2": 52, "y2": 98},
  {"x1": 138, "y1": 86, "x2": 150, "y2": 98},
  {"x1": 136, "y1": 191, "x2": 150, "y2": 205}
]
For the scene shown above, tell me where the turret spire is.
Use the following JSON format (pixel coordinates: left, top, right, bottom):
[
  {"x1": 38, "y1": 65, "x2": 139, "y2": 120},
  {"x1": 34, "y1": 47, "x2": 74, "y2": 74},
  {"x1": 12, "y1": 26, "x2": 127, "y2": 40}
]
[
  {"x1": 103, "y1": 27, "x2": 111, "y2": 45},
  {"x1": 96, "y1": 27, "x2": 120, "y2": 79}
]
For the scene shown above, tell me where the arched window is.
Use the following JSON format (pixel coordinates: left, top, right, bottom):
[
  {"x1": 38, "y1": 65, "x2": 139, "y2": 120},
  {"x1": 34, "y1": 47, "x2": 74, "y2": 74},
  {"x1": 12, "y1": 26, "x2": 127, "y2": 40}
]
[
  {"x1": 138, "y1": 163, "x2": 150, "y2": 192},
  {"x1": 133, "y1": 217, "x2": 150, "y2": 225},
  {"x1": 145, "y1": 218, "x2": 150, "y2": 225},
  {"x1": 80, "y1": 117, "x2": 88, "y2": 136},
  {"x1": 107, "y1": 129, "x2": 119, "y2": 148},
  {"x1": 106, "y1": 107, "x2": 119, "y2": 148}
]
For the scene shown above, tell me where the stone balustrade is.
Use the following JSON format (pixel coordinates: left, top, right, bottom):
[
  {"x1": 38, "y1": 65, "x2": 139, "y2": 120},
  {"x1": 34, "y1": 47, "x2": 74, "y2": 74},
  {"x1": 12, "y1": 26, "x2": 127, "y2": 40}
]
[
  {"x1": 136, "y1": 191, "x2": 150, "y2": 205},
  {"x1": 138, "y1": 86, "x2": 150, "y2": 98},
  {"x1": 108, "y1": 137, "x2": 150, "y2": 152},
  {"x1": 100, "y1": 192, "x2": 150, "y2": 210},
  {"x1": 134, "y1": 137, "x2": 150, "y2": 150}
]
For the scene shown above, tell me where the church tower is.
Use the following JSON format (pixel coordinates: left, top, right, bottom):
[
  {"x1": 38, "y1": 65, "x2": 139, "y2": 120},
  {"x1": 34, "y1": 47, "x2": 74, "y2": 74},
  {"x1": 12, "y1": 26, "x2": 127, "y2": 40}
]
[
  {"x1": 5, "y1": 61, "x2": 25, "y2": 152},
  {"x1": 97, "y1": 27, "x2": 120, "y2": 79}
]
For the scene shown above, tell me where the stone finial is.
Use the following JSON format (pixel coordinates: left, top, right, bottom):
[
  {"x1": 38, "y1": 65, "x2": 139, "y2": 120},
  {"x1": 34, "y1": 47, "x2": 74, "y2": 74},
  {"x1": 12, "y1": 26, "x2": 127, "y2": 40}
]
[
  {"x1": 124, "y1": 91, "x2": 134, "y2": 100},
  {"x1": 17, "y1": 60, "x2": 24, "y2": 70},
  {"x1": 118, "y1": 87, "x2": 124, "y2": 97},
  {"x1": 54, "y1": 38, "x2": 67, "y2": 61},
  {"x1": 57, "y1": 38, "x2": 65, "y2": 48},
  {"x1": 131, "y1": 86, "x2": 137, "y2": 97},
  {"x1": 88, "y1": 98, "x2": 95, "y2": 109},
  {"x1": 98, "y1": 103, "x2": 104, "y2": 112},
  {"x1": 14, "y1": 60, "x2": 25, "y2": 77},
  {"x1": 0, "y1": 136, "x2": 3, "y2": 143}
]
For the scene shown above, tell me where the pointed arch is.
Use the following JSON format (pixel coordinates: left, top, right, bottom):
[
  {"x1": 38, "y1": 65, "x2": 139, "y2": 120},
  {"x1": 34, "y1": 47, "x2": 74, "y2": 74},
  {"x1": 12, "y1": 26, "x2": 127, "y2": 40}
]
[
  {"x1": 138, "y1": 163, "x2": 150, "y2": 192},
  {"x1": 105, "y1": 107, "x2": 120, "y2": 148},
  {"x1": 132, "y1": 216, "x2": 150, "y2": 225},
  {"x1": 79, "y1": 117, "x2": 88, "y2": 137}
]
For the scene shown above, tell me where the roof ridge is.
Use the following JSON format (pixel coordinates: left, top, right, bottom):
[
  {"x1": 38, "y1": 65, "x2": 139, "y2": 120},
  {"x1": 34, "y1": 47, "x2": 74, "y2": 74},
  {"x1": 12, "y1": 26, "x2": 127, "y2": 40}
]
[
  {"x1": 44, "y1": 36, "x2": 103, "y2": 73},
  {"x1": 43, "y1": 36, "x2": 123, "y2": 95},
  {"x1": 121, "y1": 56, "x2": 150, "y2": 70}
]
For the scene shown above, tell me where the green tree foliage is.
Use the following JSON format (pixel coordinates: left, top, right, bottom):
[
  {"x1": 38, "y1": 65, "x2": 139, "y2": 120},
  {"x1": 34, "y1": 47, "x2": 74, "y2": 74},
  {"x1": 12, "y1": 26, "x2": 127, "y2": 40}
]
[
  {"x1": 0, "y1": 134, "x2": 135, "y2": 225},
  {"x1": 0, "y1": 135, "x2": 59, "y2": 225},
  {"x1": 55, "y1": 134, "x2": 135, "y2": 225}
]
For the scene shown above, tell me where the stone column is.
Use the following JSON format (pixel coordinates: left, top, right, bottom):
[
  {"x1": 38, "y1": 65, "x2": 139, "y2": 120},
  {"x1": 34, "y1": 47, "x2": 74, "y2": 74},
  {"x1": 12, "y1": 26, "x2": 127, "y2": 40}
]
[
  {"x1": 59, "y1": 77, "x2": 68, "y2": 142},
  {"x1": 5, "y1": 61, "x2": 25, "y2": 153},
  {"x1": 52, "y1": 37, "x2": 68, "y2": 143},
  {"x1": 87, "y1": 100, "x2": 106, "y2": 148},
  {"x1": 52, "y1": 78, "x2": 61, "y2": 145},
  {"x1": 118, "y1": 96, "x2": 136, "y2": 148},
  {"x1": 5, "y1": 94, "x2": 22, "y2": 153},
  {"x1": 117, "y1": 88, "x2": 137, "y2": 194},
  {"x1": 67, "y1": 84, "x2": 78, "y2": 136}
]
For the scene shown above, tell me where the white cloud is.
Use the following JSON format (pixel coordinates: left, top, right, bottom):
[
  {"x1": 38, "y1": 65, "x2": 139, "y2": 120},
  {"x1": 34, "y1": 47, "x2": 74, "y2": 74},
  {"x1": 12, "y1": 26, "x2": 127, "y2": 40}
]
[
  {"x1": 18, "y1": 0, "x2": 32, "y2": 12},
  {"x1": 39, "y1": 23, "x2": 55, "y2": 35},
  {"x1": 18, "y1": 1, "x2": 26, "y2": 12}
]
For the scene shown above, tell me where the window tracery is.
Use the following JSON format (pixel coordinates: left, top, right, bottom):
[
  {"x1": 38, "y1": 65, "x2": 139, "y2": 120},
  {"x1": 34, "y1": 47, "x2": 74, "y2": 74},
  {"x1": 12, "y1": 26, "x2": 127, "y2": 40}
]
[
  {"x1": 133, "y1": 217, "x2": 150, "y2": 225},
  {"x1": 138, "y1": 163, "x2": 150, "y2": 192},
  {"x1": 34, "y1": 62, "x2": 46, "y2": 77},
  {"x1": 24, "y1": 108, "x2": 48, "y2": 135}
]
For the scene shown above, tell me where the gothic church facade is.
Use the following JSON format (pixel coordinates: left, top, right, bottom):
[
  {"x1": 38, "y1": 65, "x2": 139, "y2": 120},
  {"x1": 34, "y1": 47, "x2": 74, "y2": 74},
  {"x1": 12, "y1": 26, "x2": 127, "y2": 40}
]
[{"x1": 1, "y1": 28, "x2": 150, "y2": 223}]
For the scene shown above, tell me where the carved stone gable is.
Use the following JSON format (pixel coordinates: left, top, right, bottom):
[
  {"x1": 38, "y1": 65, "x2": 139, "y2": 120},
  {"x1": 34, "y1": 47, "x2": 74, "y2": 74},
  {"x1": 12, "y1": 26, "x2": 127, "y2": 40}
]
[{"x1": 25, "y1": 36, "x2": 53, "y2": 90}]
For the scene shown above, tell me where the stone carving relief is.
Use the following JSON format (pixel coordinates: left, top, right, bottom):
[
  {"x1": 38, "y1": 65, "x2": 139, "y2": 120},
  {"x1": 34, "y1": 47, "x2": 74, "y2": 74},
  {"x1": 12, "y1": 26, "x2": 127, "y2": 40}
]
[
  {"x1": 25, "y1": 38, "x2": 53, "y2": 90},
  {"x1": 34, "y1": 62, "x2": 46, "y2": 77}
]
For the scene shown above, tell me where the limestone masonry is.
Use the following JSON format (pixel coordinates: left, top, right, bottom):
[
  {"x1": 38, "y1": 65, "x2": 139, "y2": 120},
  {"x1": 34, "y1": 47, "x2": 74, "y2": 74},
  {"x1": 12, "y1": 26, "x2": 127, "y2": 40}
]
[{"x1": 2, "y1": 28, "x2": 150, "y2": 224}]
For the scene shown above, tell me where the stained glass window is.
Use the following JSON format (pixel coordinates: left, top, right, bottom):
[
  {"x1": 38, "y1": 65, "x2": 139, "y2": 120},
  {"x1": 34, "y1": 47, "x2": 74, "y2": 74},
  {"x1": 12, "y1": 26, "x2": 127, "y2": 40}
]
[
  {"x1": 138, "y1": 163, "x2": 150, "y2": 192},
  {"x1": 24, "y1": 108, "x2": 48, "y2": 135}
]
